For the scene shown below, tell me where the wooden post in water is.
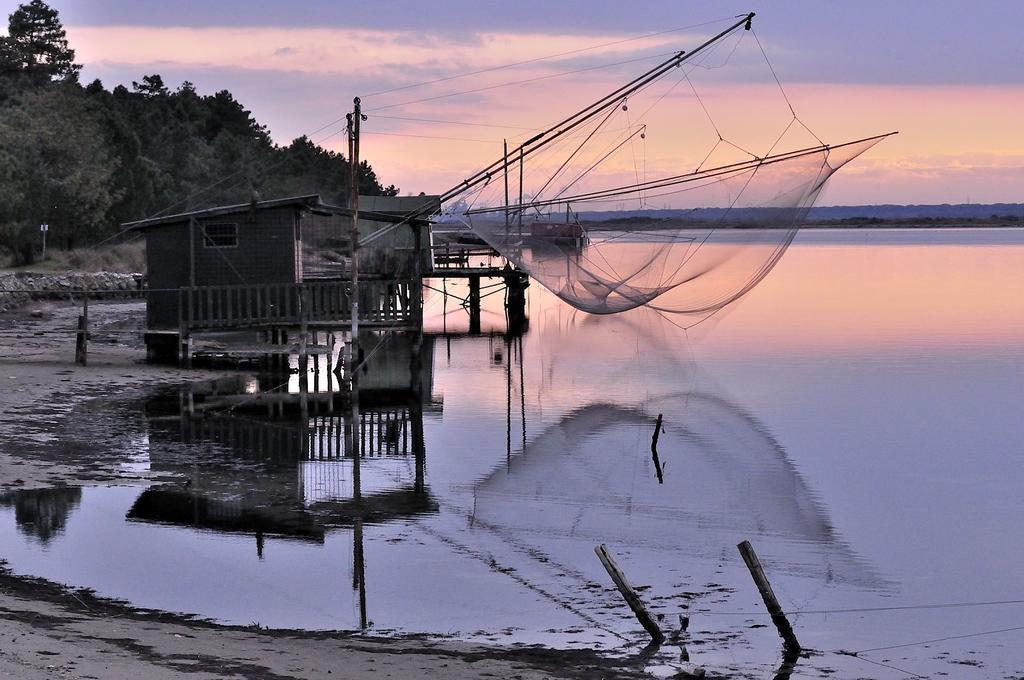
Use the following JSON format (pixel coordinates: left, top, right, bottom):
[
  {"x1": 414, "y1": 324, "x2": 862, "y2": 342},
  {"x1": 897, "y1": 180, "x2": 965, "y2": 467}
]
[
  {"x1": 651, "y1": 413, "x2": 664, "y2": 484},
  {"x1": 353, "y1": 516, "x2": 368, "y2": 629},
  {"x1": 736, "y1": 540, "x2": 801, "y2": 654},
  {"x1": 504, "y1": 271, "x2": 528, "y2": 334},
  {"x1": 74, "y1": 294, "x2": 89, "y2": 365},
  {"x1": 594, "y1": 544, "x2": 664, "y2": 643}
]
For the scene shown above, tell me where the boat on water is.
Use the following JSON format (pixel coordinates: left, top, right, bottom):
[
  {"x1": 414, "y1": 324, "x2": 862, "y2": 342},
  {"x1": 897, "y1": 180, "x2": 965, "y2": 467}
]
[{"x1": 528, "y1": 220, "x2": 586, "y2": 242}]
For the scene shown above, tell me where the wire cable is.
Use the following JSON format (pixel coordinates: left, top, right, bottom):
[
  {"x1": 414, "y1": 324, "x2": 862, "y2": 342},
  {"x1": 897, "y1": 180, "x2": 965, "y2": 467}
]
[
  {"x1": 363, "y1": 50, "x2": 685, "y2": 114},
  {"x1": 701, "y1": 598, "x2": 1024, "y2": 617},
  {"x1": 360, "y1": 17, "x2": 739, "y2": 99},
  {"x1": 848, "y1": 624, "x2": 1024, "y2": 655}
]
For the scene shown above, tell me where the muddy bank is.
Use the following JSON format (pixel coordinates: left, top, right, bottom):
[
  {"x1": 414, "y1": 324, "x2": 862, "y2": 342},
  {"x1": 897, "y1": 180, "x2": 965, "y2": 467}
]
[{"x1": 0, "y1": 299, "x2": 211, "y2": 489}]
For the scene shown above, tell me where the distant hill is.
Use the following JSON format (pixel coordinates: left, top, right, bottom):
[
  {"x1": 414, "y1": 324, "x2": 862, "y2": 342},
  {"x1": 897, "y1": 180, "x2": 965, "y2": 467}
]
[{"x1": 579, "y1": 203, "x2": 1024, "y2": 223}]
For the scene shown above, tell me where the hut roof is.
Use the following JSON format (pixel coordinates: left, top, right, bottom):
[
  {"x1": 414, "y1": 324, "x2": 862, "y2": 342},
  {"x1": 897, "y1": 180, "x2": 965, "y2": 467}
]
[{"x1": 122, "y1": 194, "x2": 432, "y2": 231}]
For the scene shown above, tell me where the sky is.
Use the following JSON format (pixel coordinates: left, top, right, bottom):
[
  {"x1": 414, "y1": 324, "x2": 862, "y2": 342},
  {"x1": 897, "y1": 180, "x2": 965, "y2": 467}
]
[{"x1": 6, "y1": 0, "x2": 1024, "y2": 205}]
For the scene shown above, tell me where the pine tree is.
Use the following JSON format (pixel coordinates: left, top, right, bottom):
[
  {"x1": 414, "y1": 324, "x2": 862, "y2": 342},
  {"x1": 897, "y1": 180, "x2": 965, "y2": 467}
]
[{"x1": 1, "y1": 0, "x2": 80, "y2": 83}]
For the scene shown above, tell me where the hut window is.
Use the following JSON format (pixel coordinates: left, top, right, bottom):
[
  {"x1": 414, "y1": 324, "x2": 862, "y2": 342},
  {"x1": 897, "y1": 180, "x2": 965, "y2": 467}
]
[{"x1": 203, "y1": 223, "x2": 238, "y2": 248}]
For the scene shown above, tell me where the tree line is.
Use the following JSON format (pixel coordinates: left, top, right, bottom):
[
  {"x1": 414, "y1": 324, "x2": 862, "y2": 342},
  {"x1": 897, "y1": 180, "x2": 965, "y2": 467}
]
[{"x1": 0, "y1": 0, "x2": 397, "y2": 265}]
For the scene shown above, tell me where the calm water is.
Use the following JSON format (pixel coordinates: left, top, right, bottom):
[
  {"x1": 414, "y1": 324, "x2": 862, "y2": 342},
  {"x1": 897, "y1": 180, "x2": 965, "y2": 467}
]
[{"x1": 2, "y1": 229, "x2": 1023, "y2": 678}]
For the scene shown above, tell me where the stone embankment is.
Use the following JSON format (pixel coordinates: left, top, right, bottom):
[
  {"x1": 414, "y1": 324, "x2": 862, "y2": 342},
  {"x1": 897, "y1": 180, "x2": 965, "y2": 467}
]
[{"x1": 0, "y1": 271, "x2": 143, "y2": 312}]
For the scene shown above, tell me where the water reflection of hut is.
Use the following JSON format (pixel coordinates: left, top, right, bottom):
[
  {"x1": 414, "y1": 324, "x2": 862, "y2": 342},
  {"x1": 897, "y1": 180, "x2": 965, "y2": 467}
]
[
  {"x1": 0, "y1": 487, "x2": 82, "y2": 544},
  {"x1": 133, "y1": 335, "x2": 438, "y2": 547},
  {"x1": 128, "y1": 488, "x2": 326, "y2": 542},
  {"x1": 472, "y1": 396, "x2": 879, "y2": 587}
]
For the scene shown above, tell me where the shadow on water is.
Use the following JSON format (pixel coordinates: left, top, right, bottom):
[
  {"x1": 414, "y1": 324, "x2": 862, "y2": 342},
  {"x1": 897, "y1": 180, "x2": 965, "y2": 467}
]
[{"x1": 0, "y1": 487, "x2": 82, "y2": 544}]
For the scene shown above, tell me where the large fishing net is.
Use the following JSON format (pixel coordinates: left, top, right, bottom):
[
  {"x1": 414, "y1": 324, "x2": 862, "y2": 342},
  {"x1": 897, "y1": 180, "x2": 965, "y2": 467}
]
[{"x1": 428, "y1": 16, "x2": 892, "y2": 321}]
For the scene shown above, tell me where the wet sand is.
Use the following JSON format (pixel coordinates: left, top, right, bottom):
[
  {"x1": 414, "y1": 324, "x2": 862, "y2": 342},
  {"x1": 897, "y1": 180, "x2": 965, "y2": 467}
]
[{"x1": 0, "y1": 300, "x2": 643, "y2": 680}]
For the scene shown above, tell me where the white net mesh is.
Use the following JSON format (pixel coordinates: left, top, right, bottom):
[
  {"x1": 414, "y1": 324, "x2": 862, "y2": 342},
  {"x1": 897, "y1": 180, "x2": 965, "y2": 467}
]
[
  {"x1": 462, "y1": 139, "x2": 883, "y2": 317},
  {"x1": 424, "y1": 19, "x2": 892, "y2": 322}
]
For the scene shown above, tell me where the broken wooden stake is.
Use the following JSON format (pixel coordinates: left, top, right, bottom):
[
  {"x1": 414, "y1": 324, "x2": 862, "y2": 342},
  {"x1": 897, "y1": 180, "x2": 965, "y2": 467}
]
[
  {"x1": 594, "y1": 544, "x2": 664, "y2": 643},
  {"x1": 736, "y1": 540, "x2": 801, "y2": 654},
  {"x1": 651, "y1": 413, "x2": 664, "y2": 483}
]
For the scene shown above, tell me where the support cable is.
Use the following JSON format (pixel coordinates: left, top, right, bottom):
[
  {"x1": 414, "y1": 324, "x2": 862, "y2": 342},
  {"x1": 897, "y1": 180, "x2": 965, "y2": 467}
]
[
  {"x1": 361, "y1": 16, "x2": 741, "y2": 99},
  {"x1": 751, "y1": 28, "x2": 825, "y2": 147}
]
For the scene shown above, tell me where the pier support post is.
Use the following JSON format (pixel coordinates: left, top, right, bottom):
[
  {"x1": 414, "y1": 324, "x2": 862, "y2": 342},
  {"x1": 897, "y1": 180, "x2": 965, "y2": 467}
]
[
  {"x1": 410, "y1": 331, "x2": 426, "y2": 494},
  {"x1": 468, "y1": 274, "x2": 481, "y2": 334},
  {"x1": 299, "y1": 287, "x2": 310, "y2": 376},
  {"x1": 178, "y1": 288, "x2": 193, "y2": 368},
  {"x1": 178, "y1": 333, "x2": 192, "y2": 369},
  {"x1": 504, "y1": 271, "x2": 529, "y2": 335}
]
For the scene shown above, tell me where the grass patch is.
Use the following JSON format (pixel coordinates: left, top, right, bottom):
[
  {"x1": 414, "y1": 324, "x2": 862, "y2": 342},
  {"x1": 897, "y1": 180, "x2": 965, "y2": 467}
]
[{"x1": 5, "y1": 241, "x2": 146, "y2": 274}]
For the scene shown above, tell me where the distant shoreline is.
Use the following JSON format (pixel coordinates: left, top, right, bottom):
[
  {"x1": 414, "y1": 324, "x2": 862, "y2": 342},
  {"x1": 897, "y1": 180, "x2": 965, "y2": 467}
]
[
  {"x1": 583, "y1": 218, "x2": 1024, "y2": 230},
  {"x1": 801, "y1": 221, "x2": 1024, "y2": 229},
  {"x1": 579, "y1": 203, "x2": 1024, "y2": 224}
]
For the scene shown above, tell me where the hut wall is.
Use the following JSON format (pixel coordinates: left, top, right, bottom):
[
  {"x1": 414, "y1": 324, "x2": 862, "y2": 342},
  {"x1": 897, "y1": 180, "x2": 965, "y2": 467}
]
[
  {"x1": 146, "y1": 221, "x2": 190, "y2": 329},
  {"x1": 144, "y1": 206, "x2": 301, "y2": 329},
  {"x1": 192, "y1": 206, "x2": 299, "y2": 286}
]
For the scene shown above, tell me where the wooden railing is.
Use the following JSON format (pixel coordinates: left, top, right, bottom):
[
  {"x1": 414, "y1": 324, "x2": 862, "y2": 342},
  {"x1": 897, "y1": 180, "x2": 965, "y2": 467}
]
[
  {"x1": 178, "y1": 280, "x2": 414, "y2": 333},
  {"x1": 174, "y1": 408, "x2": 412, "y2": 462},
  {"x1": 431, "y1": 244, "x2": 499, "y2": 270}
]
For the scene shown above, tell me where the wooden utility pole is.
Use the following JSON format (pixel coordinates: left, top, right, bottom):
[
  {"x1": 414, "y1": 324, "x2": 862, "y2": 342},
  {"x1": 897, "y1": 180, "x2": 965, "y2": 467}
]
[
  {"x1": 347, "y1": 97, "x2": 363, "y2": 509},
  {"x1": 347, "y1": 97, "x2": 362, "y2": 374}
]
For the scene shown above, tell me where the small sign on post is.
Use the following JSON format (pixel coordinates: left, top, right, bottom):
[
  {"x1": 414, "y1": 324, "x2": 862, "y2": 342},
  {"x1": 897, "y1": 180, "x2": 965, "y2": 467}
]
[{"x1": 40, "y1": 223, "x2": 49, "y2": 258}]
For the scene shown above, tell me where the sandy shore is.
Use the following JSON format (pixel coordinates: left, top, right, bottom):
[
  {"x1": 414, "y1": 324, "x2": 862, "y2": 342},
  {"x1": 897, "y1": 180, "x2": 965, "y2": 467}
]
[
  {"x1": 0, "y1": 566, "x2": 640, "y2": 679},
  {"x1": 0, "y1": 299, "x2": 645, "y2": 679}
]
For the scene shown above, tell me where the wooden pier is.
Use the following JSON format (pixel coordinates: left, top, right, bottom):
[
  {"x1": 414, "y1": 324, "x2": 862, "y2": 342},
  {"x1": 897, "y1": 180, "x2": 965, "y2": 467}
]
[
  {"x1": 145, "y1": 278, "x2": 420, "y2": 366},
  {"x1": 429, "y1": 243, "x2": 529, "y2": 334},
  {"x1": 176, "y1": 279, "x2": 416, "y2": 332}
]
